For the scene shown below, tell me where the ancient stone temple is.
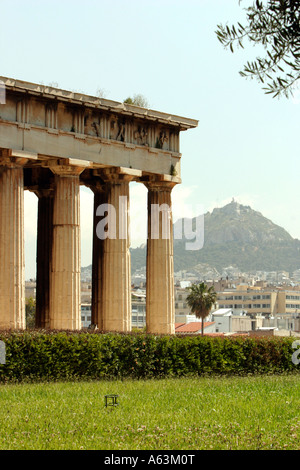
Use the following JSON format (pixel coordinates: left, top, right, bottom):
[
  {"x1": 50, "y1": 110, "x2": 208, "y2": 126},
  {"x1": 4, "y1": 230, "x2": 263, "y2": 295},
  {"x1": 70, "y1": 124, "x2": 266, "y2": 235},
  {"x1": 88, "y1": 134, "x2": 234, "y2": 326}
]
[{"x1": 0, "y1": 77, "x2": 198, "y2": 334}]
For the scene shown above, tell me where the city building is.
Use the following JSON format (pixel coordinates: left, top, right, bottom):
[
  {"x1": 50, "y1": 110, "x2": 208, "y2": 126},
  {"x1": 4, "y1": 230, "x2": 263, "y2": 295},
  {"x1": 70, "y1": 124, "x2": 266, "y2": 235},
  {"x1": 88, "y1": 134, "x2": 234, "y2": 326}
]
[
  {"x1": 216, "y1": 284, "x2": 300, "y2": 334},
  {"x1": 174, "y1": 287, "x2": 191, "y2": 321},
  {"x1": 81, "y1": 304, "x2": 92, "y2": 328},
  {"x1": 25, "y1": 281, "x2": 36, "y2": 300},
  {"x1": 211, "y1": 308, "x2": 233, "y2": 333},
  {"x1": 218, "y1": 285, "x2": 278, "y2": 316},
  {"x1": 81, "y1": 282, "x2": 92, "y2": 304},
  {"x1": 131, "y1": 291, "x2": 146, "y2": 329},
  {"x1": 217, "y1": 285, "x2": 300, "y2": 317},
  {"x1": 211, "y1": 308, "x2": 264, "y2": 333}
]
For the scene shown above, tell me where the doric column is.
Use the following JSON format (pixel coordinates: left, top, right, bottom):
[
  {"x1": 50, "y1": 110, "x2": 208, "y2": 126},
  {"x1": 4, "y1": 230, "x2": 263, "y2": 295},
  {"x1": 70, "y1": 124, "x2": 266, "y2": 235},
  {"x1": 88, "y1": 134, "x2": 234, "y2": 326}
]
[
  {"x1": 0, "y1": 155, "x2": 26, "y2": 329},
  {"x1": 35, "y1": 188, "x2": 54, "y2": 329},
  {"x1": 144, "y1": 180, "x2": 176, "y2": 335},
  {"x1": 99, "y1": 168, "x2": 138, "y2": 332},
  {"x1": 48, "y1": 161, "x2": 87, "y2": 330}
]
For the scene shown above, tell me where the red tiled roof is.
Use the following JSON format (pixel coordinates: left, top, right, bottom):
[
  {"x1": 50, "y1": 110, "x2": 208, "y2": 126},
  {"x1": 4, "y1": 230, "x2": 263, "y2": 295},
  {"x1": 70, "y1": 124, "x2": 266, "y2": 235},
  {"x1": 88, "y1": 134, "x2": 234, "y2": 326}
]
[
  {"x1": 175, "y1": 323, "x2": 185, "y2": 329},
  {"x1": 175, "y1": 321, "x2": 215, "y2": 333}
]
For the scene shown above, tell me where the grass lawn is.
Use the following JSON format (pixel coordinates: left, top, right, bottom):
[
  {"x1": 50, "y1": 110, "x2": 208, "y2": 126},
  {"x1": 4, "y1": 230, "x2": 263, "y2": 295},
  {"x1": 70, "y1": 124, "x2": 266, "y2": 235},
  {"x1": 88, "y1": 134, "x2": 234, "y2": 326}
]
[{"x1": 0, "y1": 375, "x2": 299, "y2": 450}]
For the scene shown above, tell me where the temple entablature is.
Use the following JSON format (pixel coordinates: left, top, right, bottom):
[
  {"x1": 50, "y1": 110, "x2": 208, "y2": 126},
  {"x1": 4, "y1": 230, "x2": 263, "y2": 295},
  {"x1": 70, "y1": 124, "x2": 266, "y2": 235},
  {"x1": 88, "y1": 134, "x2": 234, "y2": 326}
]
[{"x1": 0, "y1": 76, "x2": 197, "y2": 180}]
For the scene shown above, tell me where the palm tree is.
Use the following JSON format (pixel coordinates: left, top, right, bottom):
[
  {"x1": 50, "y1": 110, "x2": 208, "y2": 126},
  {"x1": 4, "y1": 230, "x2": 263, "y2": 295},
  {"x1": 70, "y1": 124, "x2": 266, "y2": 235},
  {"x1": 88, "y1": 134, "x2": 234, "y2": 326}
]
[{"x1": 186, "y1": 282, "x2": 217, "y2": 336}]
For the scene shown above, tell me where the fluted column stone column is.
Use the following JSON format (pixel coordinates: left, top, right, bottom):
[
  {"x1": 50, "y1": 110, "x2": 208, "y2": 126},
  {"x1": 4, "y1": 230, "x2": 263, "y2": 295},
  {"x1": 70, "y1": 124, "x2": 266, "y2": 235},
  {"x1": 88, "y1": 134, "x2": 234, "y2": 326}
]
[
  {"x1": 100, "y1": 169, "x2": 134, "y2": 332},
  {"x1": 0, "y1": 156, "x2": 26, "y2": 329},
  {"x1": 49, "y1": 162, "x2": 86, "y2": 330},
  {"x1": 144, "y1": 180, "x2": 176, "y2": 335}
]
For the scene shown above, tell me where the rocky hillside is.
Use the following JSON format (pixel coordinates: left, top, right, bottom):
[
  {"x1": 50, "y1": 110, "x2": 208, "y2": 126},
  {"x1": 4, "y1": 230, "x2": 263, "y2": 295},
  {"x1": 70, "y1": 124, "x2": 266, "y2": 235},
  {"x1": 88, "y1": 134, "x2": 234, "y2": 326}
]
[
  {"x1": 203, "y1": 201, "x2": 292, "y2": 245},
  {"x1": 130, "y1": 200, "x2": 300, "y2": 275}
]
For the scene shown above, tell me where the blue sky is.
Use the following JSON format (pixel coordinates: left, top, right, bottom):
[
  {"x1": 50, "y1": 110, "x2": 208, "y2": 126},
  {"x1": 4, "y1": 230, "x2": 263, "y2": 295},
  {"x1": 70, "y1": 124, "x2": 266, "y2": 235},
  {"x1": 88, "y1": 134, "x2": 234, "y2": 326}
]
[{"x1": 1, "y1": 0, "x2": 299, "y2": 278}]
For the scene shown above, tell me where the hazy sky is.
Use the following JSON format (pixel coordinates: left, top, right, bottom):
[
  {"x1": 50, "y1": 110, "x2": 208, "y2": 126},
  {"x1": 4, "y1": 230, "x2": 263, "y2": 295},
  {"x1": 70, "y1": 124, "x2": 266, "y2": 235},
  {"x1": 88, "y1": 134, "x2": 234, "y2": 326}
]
[{"x1": 1, "y1": 0, "x2": 299, "y2": 278}]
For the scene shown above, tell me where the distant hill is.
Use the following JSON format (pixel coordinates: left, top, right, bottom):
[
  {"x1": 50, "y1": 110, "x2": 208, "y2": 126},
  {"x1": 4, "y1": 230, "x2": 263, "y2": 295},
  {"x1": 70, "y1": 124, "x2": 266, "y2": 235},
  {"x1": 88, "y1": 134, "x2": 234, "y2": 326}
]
[{"x1": 130, "y1": 200, "x2": 300, "y2": 275}]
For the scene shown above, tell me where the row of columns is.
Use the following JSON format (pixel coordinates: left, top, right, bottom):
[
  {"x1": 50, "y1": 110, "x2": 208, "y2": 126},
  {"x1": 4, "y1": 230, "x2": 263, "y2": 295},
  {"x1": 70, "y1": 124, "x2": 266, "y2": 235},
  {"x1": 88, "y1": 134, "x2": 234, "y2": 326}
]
[{"x1": 0, "y1": 156, "x2": 176, "y2": 334}]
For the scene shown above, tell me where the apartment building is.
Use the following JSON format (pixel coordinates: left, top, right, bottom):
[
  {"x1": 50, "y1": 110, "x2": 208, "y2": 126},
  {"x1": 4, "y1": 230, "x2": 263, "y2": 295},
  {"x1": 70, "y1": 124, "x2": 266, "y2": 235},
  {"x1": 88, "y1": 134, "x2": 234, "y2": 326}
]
[
  {"x1": 277, "y1": 291, "x2": 300, "y2": 315},
  {"x1": 175, "y1": 288, "x2": 191, "y2": 320},
  {"x1": 132, "y1": 291, "x2": 146, "y2": 329},
  {"x1": 218, "y1": 286, "x2": 277, "y2": 316},
  {"x1": 217, "y1": 285, "x2": 300, "y2": 317},
  {"x1": 81, "y1": 304, "x2": 92, "y2": 328}
]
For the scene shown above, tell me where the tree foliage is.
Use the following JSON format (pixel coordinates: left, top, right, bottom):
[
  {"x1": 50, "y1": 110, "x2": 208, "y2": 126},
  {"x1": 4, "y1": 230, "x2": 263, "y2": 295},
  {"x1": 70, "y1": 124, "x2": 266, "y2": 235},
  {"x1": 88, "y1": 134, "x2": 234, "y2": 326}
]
[
  {"x1": 25, "y1": 297, "x2": 36, "y2": 329},
  {"x1": 124, "y1": 94, "x2": 149, "y2": 107},
  {"x1": 216, "y1": 0, "x2": 300, "y2": 97},
  {"x1": 186, "y1": 282, "x2": 217, "y2": 336},
  {"x1": 0, "y1": 330, "x2": 298, "y2": 382}
]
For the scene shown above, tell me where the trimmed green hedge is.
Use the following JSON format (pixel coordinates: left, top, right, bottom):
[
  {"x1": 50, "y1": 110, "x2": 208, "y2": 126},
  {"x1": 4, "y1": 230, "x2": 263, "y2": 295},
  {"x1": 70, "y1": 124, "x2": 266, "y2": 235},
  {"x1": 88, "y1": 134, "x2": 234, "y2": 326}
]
[{"x1": 0, "y1": 330, "x2": 299, "y2": 383}]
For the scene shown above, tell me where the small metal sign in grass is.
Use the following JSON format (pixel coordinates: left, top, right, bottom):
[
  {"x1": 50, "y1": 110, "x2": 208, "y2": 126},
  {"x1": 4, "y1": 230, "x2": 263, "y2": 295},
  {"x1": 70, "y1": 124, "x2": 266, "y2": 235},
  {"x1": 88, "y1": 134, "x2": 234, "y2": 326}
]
[{"x1": 104, "y1": 394, "x2": 119, "y2": 408}]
